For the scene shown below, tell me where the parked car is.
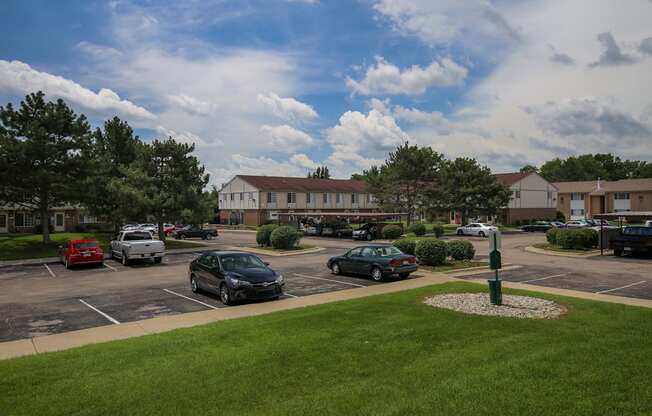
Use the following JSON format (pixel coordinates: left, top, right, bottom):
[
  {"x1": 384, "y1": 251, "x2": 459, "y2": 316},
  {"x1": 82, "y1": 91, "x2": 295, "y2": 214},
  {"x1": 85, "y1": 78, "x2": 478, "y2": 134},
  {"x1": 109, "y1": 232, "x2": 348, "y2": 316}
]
[
  {"x1": 456, "y1": 223, "x2": 497, "y2": 237},
  {"x1": 521, "y1": 221, "x2": 553, "y2": 232},
  {"x1": 174, "y1": 225, "x2": 218, "y2": 240},
  {"x1": 321, "y1": 222, "x2": 353, "y2": 238},
  {"x1": 566, "y1": 220, "x2": 590, "y2": 228},
  {"x1": 110, "y1": 230, "x2": 165, "y2": 265},
  {"x1": 327, "y1": 245, "x2": 417, "y2": 281},
  {"x1": 646, "y1": 220, "x2": 652, "y2": 228},
  {"x1": 121, "y1": 223, "x2": 140, "y2": 231},
  {"x1": 188, "y1": 251, "x2": 284, "y2": 305},
  {"x1": 58, "y1": 239, "x2": 104, "y2": 269},
  {"x1": 163, "y1": 223, "x2": 176, "y2": 236},
  {"x1": 550, "y1": 221, "x2": 566, "y2": 228},
  {"x1": 302, "y1": 226, "x2": 320, "y2": 236},
  {"x1": 352, "y1": 223, "x2": 380, "y2": 241},
  {"x1": 138, "y1": 223, "x2": 158, "y2": 234},
  {"x1": 610, "y1": 226, "x2": 652, "y2": 257}
]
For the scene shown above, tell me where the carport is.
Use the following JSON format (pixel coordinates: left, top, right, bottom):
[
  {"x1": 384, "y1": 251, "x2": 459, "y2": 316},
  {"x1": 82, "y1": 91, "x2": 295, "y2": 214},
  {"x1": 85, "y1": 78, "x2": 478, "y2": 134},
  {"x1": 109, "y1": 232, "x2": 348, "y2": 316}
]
[
  {"x1": 277, "y1": 212, "x2": 408, "y2": 225},
  {"x1": 593, "y1": 211, "x2": 652, "y2": 255}
]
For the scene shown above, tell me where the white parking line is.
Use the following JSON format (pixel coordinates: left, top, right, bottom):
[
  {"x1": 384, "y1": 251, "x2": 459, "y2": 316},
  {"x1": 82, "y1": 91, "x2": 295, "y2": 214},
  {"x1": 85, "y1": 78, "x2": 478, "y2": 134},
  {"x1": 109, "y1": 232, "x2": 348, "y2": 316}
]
[
  {"x1": 163, "y1": 288, "x2": 218, "y2": 310},
  {"x1": 521, "y1": 273, "x2": 570, "y2": 284},
  {"x1": 293, "y1": 273, "x2": 366, "y2": 287},
  {"x1": 43, "y1": 264, "x2": 56, "y2": 278},
  {"x1": 596, "y1": 281, "x2": 647, "y2": 294},
  {"x1": 283, "y1": 292, "x2": 298, "y2": 298},
  {"x1": 79, "y1": 299, "x2": 120, "y2": 324},
  {"x1": 103, "y1": 262, "x2": 117, "y2": 272}
]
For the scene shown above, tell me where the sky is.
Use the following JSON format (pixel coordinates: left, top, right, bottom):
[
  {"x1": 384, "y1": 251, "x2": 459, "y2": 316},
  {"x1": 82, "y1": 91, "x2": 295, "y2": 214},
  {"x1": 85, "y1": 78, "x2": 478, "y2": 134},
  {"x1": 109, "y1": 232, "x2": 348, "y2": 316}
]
[{"x1": 1, "y1": 0, "x2": 652, "y2": 187}]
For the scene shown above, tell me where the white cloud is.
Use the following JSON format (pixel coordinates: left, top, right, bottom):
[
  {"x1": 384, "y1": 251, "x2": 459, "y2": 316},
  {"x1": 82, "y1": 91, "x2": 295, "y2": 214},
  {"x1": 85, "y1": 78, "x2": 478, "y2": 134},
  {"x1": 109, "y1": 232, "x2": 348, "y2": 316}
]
[
  {"x1": 260, "y1": 124, "x2": 315, "y2": 152},
  {"x1": 155, "y1": 126, "x2": 224, "y2": 148},
  {"x1": 256, "y1": 92, "x2": 318, "y2": 122},
  {"x1": 167, "y1": 94, "x2": 212, "y2": 116},
  {"x1": 346, "y1": 56, "x2": 467, "y2": 96},
  {"x1": 211, "y1": 154, "x2": 308, "y2": 186},
  {"x1": 0, "y1": 59, "x2": 156, "y2": 121},
  {"x1": 290, "y1": 153, "x2": 319, "y2": 169},
  {"x1": 75, "y1": 41, "x2": 122, "y2": 60}
]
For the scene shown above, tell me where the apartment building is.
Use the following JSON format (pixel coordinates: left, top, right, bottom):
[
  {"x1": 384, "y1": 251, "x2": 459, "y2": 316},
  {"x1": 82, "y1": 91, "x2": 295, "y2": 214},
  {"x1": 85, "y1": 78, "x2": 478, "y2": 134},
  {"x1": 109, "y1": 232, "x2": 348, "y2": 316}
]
[
  {"x1": 218, "y1": 175, "x2": 378, "y2": 226},
  {"x1": 0, "y1": 204, "x2": 92, "y2": 234},
  {"x1": 494, "y1": 171, "x2": 559, "y2": 223},
  {"x1": 554, "y1": 178, "x2": 652, "y2": 220}
]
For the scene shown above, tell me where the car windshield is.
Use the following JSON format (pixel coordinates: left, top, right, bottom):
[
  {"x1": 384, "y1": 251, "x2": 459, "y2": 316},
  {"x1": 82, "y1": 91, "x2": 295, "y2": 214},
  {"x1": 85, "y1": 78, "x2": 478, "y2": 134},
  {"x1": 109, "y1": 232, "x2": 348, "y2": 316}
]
[
  {"x1": 624, "y1": 227, "x2": 652, "y2": 236},
  {"x1": 124, "y1": 232, "x2": 152, "y2": 240},
  {"x1": 73, "y1": 242, "x2": 98, "y2": 249},
  {"x1": 373, "y1": 246, "x2": 402, "y2": 256},
  {"x1": 220, "y1": 255, "x2": 266, "y2": 271}
]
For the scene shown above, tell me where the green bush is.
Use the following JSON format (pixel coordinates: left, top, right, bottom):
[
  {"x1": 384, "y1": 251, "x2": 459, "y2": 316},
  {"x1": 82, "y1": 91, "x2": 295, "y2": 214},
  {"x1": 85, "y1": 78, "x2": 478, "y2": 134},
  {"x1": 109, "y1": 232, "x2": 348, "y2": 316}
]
[
  {"x1": 34, "y1": 223, "x2": 54, "y2": 234},
  {"x1": 415, "y1": 238, "x2": 448, "y2": 266},
  {"x1": 546, "y1": 228, "x2": 560, "y2": 245},
  {"x1": 447, "y1": 240, "x2": 475, "y2": 261},
  {"x1": 556, "y1": 211, "x2": 566, "y2": 222},
  {"x1": 408, "y1": 223, "x2": 426, "y2": 236},
  {"x1": 382, "y1": 225, "x2": 403, "y2": 239},
  {"x1": 431, "y1": 223, "x2": 444, "y2": 238},
  {"x1": 270, "y1": 225, "x2": 301, "y2": 249},
  {"x1": 556, "y1": 228, "x2": 598, "y2": 250},
  {"x1": 393, "y1": 237, "x2": 418, "y2": 255},
  {"x1": 256, "y1": 224, "x2": 278, "y2": 246}
]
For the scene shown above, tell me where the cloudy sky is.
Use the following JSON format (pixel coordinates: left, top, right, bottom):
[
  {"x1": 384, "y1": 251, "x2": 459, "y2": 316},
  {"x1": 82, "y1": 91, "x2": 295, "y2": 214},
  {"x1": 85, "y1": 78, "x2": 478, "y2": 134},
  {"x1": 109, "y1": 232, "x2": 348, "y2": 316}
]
[{"x1": 2, "y1": 0, "x2": 652, "y2": 186}]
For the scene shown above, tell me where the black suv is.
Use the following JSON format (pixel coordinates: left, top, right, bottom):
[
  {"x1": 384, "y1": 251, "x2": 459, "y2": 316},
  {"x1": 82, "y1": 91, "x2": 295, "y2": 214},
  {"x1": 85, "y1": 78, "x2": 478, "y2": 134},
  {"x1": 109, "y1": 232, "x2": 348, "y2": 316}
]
[{"x1": 174, "y1": 226, "x2": 218, "y2": 240}]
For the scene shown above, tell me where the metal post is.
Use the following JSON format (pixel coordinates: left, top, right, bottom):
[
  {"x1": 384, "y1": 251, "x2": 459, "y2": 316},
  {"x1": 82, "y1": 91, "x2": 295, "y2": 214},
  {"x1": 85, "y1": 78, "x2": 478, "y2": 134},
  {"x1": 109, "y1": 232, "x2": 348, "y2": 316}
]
[{"x1": 600, "y1": 219, "x2": 604, "y2": 256}]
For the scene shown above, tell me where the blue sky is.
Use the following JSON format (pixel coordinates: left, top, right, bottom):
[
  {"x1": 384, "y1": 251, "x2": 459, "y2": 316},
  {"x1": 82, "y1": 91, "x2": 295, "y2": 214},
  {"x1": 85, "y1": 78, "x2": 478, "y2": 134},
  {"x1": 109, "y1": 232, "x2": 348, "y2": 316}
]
[{"x1": 2, "y1": 0, "x2": 652, "y2": 185}]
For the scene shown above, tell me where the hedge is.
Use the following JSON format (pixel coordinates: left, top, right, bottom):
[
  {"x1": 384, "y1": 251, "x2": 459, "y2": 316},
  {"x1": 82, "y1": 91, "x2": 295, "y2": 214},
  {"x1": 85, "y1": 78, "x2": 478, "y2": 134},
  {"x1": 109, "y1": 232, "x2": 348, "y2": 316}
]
[
  {"x1": 447, "y1": 240, "x2": 475, "y2": 261},
  {"x1": 393, "y1": 237, "x2": 418, "y2": 255},
  {"x1": 407, "y1": 223, "x2": 426, "y2": 236},
  {"x1": 270, "y1": 225, "x2": 301, "y2": 249},
  {"x1": 546, "y1": 228, "x2": 560, "y2": 245},
  {"x1": 256, "y1": 224, "x2": 278, "y2": 246},
  {"x1": 431, "y1": 223, "x2": 444, "y2": 238},
  {"x1": 555, "y1": 228, "x2": 598, "y2": 250},
  {"x1": 415, "y1": 239, "x2": 448, "y2": 266},
  {"x1": 382, "y1": 225, "x2": 403, "y2": 239}
]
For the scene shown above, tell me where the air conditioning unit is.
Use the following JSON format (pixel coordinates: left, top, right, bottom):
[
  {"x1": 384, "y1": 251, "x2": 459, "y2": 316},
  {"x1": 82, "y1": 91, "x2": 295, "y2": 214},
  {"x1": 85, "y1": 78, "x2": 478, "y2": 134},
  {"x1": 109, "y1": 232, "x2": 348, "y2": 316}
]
[{"x1": 288, "y1": 203, "x2": 296, "y2": 209}]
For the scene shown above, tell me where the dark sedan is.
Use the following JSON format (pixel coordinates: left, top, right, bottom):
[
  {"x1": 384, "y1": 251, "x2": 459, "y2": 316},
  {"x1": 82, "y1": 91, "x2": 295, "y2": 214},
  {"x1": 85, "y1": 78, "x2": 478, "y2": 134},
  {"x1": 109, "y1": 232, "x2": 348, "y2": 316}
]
[
  {"x1": 175, "y1": 226, "x2": 218, "y2": 240},
  {"x1": 189, "y1": 251, "x2": 284, "y2": 305},
  {"x1": 327, "y1": 245, "x2": 417, "y2": 281},
  {"x1": 521, "y1": 221, "x2": 554, "y2": 232}
]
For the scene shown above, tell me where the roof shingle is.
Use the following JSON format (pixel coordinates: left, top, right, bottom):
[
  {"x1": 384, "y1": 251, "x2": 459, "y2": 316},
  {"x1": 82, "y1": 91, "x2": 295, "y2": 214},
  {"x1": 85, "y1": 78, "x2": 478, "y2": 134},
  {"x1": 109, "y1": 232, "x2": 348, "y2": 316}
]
[{"x1": 236, "y1": 175, "x2": 368, "y2": 192}]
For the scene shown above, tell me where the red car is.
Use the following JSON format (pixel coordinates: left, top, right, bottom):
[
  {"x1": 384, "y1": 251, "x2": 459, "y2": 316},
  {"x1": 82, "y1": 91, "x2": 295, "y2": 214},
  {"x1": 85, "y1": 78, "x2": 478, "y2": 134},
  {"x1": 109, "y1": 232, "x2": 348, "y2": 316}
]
[
  {"x1": 163, "y1": 223, "x2": 176, "y2": 236},
  {"x1": 59, "y1": 239, "x2": 104, "y2": 269}
]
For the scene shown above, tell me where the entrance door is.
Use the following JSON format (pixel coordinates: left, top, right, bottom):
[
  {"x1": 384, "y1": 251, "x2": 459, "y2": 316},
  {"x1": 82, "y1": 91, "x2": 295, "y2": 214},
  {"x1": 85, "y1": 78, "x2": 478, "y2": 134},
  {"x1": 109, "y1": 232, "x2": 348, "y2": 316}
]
[
  {"x1": 54, "y1": 212, "x2": 65, "y2": 232},
  {"x1": 0, "y1": 213, "x2": 7, "y2": 233}
]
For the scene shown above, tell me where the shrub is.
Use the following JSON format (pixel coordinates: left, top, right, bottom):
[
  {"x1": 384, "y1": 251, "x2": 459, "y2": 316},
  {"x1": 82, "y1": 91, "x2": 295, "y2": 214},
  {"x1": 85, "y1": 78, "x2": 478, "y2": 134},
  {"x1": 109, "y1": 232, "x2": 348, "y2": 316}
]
[
  {"x1": 408, "y1": 223, "x2": 426, "y2": 236},
  {"x1": 256, "y1": 224, "x2": 278, "y2": 246},
  {"x1": 415, "y1": 238, "x2": 448, "y2": 266},
  {"x1": 431, "y1": 223, "x2": 444, "y2": 238},
  {"x1": 556, "y1": 211, "x2": 566, "y2": 222},
  {"x1": 393, "y1": 237, "x2": 418, "y2": 255},
  {"x1": 382, "y1": 225, "x2": 403, "y2": 239},
  {"x1": 73, "y1": 224, "x2": 88, "y2": 233},
  {"x1": 270, "y1": 225, "x2": 301, "y2": 249},
  {"x1": 34, "y1": 223, "x2": 54, "y2": 234},
  {"x1": 556, "y1": 228, "x2": 598, "y2": 250},
  {"x1": 447, "y1": 240, "x2": 475, "y2": 261},
  {"x1": 546, "y1": 228, "x2": 560, "y2": 245}
]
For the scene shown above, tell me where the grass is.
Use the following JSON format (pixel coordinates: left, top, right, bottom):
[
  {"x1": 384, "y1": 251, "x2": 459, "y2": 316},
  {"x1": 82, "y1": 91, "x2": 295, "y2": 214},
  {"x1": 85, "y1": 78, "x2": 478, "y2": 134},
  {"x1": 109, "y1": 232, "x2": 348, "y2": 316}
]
[
  {"x1": 255, "y1": 244, "x2": 316, "y2": 252},
  {"x1": 532, "y1": 243, "x2": 598, "y2": 254},
  {"x1": 0, "y1": 233, "x2": 206, "y2": 261},
  {"x1": 1, "y1": 282, "x2": 651, "y2": 415},
  {"x1": 420, "y1": 260, "x2": 487, "y2": 272}
]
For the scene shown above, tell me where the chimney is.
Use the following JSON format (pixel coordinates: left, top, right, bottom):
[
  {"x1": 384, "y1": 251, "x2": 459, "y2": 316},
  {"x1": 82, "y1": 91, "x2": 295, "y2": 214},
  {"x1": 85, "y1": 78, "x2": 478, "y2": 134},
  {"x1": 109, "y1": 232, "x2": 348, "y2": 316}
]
[{"x1": 597, "y1": 177, "x2": 601, "y2": 190}]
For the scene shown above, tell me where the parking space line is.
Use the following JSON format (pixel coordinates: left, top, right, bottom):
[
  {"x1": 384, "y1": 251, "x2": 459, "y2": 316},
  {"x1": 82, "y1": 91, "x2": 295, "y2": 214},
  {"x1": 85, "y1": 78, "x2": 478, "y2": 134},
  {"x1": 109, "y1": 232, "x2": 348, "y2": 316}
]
[
  {"x1": 162, "y1": 288, "x2": 218, "y2": 310},
  {"x1": 103, "y1": 263, "x2": 117, "y2": 272},
  {"x1": 293, "y1": 273, "x2": 366, "y2": 287},
  {"x1": 596, "y1": 281, "x2": 647, "y2": 294},
  {"x1": 79, "y1": 299, "x2": 120, "y2": 324},
  {"x1": 43, "y1": 264, "x2": 56, "y2": 278},
  {"x1": 521, "y1": 273, "x2": 570, "y2": 284},
  {"x1": 283, "y1": 292, "x2": 298, "y2": 298}
]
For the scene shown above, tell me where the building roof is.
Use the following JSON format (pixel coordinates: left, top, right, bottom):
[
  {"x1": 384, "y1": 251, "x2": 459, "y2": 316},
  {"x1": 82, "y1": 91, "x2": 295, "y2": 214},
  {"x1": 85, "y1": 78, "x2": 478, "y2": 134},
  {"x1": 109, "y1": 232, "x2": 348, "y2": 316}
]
[
  {"x1": 493, "y1": 171, "x2": 532, "y2": 186},
  {"x1": 235, "y1": 175, "x2": 368, "y2": 192},
  {"x1": 553, "y1": 178, "x2": 652, "y2": 194}
]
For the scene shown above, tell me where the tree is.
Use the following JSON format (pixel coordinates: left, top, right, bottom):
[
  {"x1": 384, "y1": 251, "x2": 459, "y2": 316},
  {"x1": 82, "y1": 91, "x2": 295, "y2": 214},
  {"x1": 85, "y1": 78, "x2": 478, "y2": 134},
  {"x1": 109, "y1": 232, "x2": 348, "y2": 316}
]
[
  {"x1": 439, "y1": 158, "x2": 512, "y2": 225},
  {"x1": 115, "y1": 137, "x2": 210, "y2": 240},
  {"x1": 308, "y1": 166, "x2": 331, "y2": 179},
  {"x1": 82, "y1": 117, "x2": 142, "y2": 231},
  {"x1": 180, "y1": 186, "x2": 219, "y2": 226},
  {"x1": 0, "y1": 92, "x2": 91, "y2": 243},
  {"x1": 520, "y1": 164, "x2": 538, "y2": 173},
  {"x1": 539, "y1": 153, "x2": 652, "y2": 182}
]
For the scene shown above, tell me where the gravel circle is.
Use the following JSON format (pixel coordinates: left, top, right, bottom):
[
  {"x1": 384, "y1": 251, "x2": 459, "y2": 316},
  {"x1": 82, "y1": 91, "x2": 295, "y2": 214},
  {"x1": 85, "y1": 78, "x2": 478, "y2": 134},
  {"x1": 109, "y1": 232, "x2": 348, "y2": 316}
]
[{"x1": 424, "y1": 293, "x2": 565, "y2": 319}]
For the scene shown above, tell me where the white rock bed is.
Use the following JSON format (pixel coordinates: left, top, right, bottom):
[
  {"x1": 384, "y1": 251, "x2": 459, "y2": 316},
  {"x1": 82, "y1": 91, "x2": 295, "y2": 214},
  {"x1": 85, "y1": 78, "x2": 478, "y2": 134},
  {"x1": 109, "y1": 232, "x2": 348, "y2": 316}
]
[{"x1": 424, "y1": 293, "x2": 565, "y2": 319}]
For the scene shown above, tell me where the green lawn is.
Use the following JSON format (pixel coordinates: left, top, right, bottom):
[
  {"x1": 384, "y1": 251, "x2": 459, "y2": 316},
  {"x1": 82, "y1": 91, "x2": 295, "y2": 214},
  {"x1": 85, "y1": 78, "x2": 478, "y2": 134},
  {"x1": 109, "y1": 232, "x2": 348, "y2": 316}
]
[
  {"x1": 0, "y1": 233, "x2": 206, "y2": 261},
  {"x1": 2, "y1": 282, "x2": 651, "y2": 415}
]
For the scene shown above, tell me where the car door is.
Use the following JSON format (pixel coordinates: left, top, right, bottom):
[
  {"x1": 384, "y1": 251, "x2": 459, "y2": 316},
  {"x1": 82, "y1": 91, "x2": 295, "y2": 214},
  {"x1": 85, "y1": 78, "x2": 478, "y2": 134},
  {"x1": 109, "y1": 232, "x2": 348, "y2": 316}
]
[
  {"x1": 202, "y1": 255, "x2": 222, "y2": 293},
  {"x1": 194, "y1": 254, "x2": 213, "y2": 288},
  {"x1": 341, "y1": 248, "x2": 362, "y2": 273},
  {"x1": 357, "y1": 247, "x2": 376, "y2": 275}
]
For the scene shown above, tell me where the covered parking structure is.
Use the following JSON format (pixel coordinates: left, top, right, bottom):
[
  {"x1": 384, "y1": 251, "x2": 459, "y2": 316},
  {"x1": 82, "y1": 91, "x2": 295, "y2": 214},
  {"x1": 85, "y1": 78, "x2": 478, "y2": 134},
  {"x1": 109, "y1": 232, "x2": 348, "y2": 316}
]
[
  {"x1": 593, "y1": 211, "x2": 652, "y2": 255},
  {"x1": 276, "y1": 212, "x2": 408, "y2": 235}
]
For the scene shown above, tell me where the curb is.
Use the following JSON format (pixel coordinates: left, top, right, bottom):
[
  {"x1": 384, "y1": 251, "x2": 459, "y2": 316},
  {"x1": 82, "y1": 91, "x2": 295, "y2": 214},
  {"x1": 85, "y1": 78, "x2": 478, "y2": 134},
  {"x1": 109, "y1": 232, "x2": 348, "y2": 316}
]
[
  {"x1": 524, "y1": 245, "x2": 606, "y2": 258},
  {"x1": 223, "y1": 246, "x2": 326, "y2": 257}
]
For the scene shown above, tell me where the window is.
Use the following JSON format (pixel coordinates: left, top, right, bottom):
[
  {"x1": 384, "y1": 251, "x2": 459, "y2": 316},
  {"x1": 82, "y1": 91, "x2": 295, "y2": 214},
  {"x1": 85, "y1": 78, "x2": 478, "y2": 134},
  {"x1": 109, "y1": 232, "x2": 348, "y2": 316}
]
[
  {"x1": 15, "y1": 212, "x2": 34, "y2": 227},
  {"x1": 239, "y1": 192, "x2": 243, "y2": 201},
  {"x1": 614, "y1": 192, "x2": 630, "y2": 200},
  {"x1": 0, "y1": 214, "x2": 6, "y2": 228},
  {"x1": 267, "y1": 192, "x2": 277, "y2": 203},
  {"x1": 360, "y1": 247, "x2": 375, "y2": 257},
  {"x1": 336, "y1": 193, "x2": 342, "y2": 204},
  {"x1": 306, "y1": 192, "x2": 311, "y2": 204},
  {"x1": 368, "y1": 193, "x2": 375, "y2": 203},
  {"x1": 348, "y1": 248, "x2": 362, "y2": 257},
  {"x1": 570, "y1": 209, "x2": 585, "y2": 216},
  {"x1": 323, "y1": 193, "x2": 329, "y2": 204},
  {"x1": 547, "y1": 191, "x2": 553, "y2": 200},
  {"x1": 287, "y1": 192, "x2": 296, "y2": 204},
  {"x1": 230, "y1": 193, "x2": 234, "y2": 201},
  {"x1": 351, "y1": 193, "x2": 358, "y2": 204},
  {"x1": 514, "y1": 190, "x2": 521, "y2": 199},
  {"x1": 570, "y1": 193, "x2": 584, "y2": 201}
]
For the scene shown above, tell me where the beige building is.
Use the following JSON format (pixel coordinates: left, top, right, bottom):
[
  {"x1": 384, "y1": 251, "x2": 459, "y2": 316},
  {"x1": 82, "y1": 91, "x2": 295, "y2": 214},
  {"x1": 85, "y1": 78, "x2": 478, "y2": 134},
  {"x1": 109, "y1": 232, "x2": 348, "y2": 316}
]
[
  {"x1": 554, "y1": 178, "x2": 652, "y2": 220},
  {"x1": 218, "y1": 175, "x2": 378, "y2": 226}
]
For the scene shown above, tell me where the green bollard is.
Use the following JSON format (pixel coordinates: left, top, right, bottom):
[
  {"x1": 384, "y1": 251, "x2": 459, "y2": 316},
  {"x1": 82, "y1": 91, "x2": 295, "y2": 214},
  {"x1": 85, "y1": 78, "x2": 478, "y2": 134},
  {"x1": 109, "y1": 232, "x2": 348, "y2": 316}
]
[{"x1": 488, "y1": 277, "x2": 502, "y2": 305}]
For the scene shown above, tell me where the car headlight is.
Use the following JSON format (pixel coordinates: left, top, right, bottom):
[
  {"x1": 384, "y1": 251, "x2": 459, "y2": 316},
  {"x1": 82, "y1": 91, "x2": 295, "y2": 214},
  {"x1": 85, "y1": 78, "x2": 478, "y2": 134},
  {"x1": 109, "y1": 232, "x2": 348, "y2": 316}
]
[
  {"x1": 275, "y1": 274, "x2": 284, "y2": 284},
  {"x1": 227, "y1": 276, "x2": 251, "y2": 288}
]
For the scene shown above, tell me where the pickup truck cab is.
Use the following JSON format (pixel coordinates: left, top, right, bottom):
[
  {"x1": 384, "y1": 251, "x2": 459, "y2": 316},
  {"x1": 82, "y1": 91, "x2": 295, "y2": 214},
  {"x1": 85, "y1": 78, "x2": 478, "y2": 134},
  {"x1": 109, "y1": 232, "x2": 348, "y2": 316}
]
[
  {"x1": 110, "y1": 231, "x2": 165, "y2": 265},
  {"x1": 611, "y1": 226, "x2": 652, "y2": 257}
]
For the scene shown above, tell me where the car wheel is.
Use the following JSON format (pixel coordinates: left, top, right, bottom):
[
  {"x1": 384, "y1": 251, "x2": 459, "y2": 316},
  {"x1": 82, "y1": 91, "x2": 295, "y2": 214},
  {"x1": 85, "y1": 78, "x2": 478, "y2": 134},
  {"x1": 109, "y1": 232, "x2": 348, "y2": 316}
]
[
  {"x1": 366, "y1": 233, "x2": 373, "y2": 241},
  {"x1": 220, "y1": 283, "x2": 233, "y2": 305},
  {"x1": 154, "y1": 257, "x2": 162, "y2": 264},
  {"x1": 207, "y1": 234, "x2": 213, "y2": 240},
  {"x1": 331, "y1": 262, "x2": 341, "y2": 275},
  {"x1": 179, "y1": 234, "x2": 185, "y2": 240},
  {"x1": 614, "y1": 249, "x2": 623, "y2": 257},
  {"x1": 371, "y1": 267, "x2": 383, "y2": 282},
  {"x1": 121, "y1": 252, "x2": 129, "y2": 266},
  {"x1": 457, "y1": 230, "x2": 464, "y2": 235},
  {"x1": 478, "y1": 231, "x2": 485, "y2": 237},
  {"x1": 337, "y1": 232, "x2": 342, "y2": 238},
  {"x1": 399, "y1": 272, "x2": 410, "y2": 279},
  {"x1": 201, "y1": 235, "x2": 207, "y2": 240},
  {"x1": 190, "y1": 275, "x2": 199, "y2": 293}
]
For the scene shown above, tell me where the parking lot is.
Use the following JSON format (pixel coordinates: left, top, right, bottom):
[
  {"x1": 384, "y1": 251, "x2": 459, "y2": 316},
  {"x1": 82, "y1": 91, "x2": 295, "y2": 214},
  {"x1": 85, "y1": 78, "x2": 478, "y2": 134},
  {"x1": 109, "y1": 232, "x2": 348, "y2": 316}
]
[{"x1": 1, "y1": 231, "x2": 650, "y2": 343}]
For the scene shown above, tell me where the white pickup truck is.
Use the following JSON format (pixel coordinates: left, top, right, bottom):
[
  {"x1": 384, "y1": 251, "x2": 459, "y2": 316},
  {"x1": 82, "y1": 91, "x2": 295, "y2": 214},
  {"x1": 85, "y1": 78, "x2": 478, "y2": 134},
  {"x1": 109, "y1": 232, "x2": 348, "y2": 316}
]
[{"x1": 110, "y1": 230, "x2": 165, "y2": 265}]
